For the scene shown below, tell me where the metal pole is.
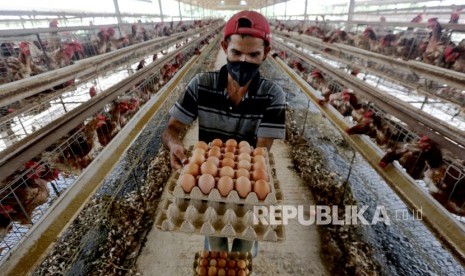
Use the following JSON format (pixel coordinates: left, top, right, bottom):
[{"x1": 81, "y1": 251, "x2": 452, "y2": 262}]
[
  {"x1": 272, "y1": 0, "x2": 275, "y2": 19},
  {"x1": 347, "y1": 0, "x2": 355, "y2": 30},
  {"x1": 158, "y1": 0, "x2": 164, "y2": 23},
  {"x1": 112, "y1": 0, "x2": 124, "y2": 34},
  {"x1": 178, "y1": 0, "x2": 182, "y2": 21},
  {"x1": 190, "y1": 0, "x2": 193, "y2": 19},
  {"x1": 284, "y1": 1, "x2": 287, "y2": 20},
  {"x1": 304, "y1": 0, "x2": 308, "y2": 21}
]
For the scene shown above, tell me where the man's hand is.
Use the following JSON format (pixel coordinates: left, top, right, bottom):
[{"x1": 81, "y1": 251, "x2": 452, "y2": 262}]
[
  {"x1": 162, "y1": 117, "x2": 189, "y2": 170},
  {"x1": 169, "y1": 143, "x2": 187, "y2": 170}
]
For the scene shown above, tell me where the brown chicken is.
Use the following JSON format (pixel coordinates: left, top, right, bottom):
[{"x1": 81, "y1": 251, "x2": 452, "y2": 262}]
[
  {"x1": 379, "y1": 136, "x2": 442, "y2": 179},
  {"x1": 424, "y1": 163, "x2": 465, "y2": 216},
  {"x1": 0, "y1": 160, "x2": 58, "y2": 227}
]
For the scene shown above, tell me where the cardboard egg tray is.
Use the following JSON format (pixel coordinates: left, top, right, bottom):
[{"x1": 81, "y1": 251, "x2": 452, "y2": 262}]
[
  {"x1": 155, "y1": 197, "x2": 285, "y2": 242},
  {"x1": 169, "y1": 151, "x2": 283, "y2": 205},
  {"x1": 193, "y1": 251, "x2": 252, "y2": 276}
]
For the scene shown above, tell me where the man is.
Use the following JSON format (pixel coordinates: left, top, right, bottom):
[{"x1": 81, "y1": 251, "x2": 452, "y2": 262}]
[{"x1": 162, "y1": 10, "x2": 286, "y2": 254}]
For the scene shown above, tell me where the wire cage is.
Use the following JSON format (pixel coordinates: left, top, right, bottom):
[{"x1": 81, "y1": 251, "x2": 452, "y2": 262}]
[{"x1": 0, "y1": 27, "x2": 217, "y2": 263}]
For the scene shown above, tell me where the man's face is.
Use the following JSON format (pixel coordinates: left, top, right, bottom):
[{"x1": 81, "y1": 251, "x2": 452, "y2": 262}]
[{"x1": 221, "y1": 34, "x2": 270, "y2": 65}]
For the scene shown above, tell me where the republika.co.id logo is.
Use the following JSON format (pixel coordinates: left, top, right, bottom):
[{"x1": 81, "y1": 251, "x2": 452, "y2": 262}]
[{"x1": 253, "y1": 205, "x2": 423, "y2": 226}]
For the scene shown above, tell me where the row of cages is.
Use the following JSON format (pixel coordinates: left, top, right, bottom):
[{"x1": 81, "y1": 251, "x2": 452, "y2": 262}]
[
  {"x1": 269, "y1": 16, "x2": 465, "y2": 76},
  {"x1": 0, "y1": 20, "x2": 220, "y2": 152},
  {"x1": 271, "y1": 47, "x2": 465, "y2": 223},
  {"x1": 0, "y1": 30, "x2": 216, "y2": 259},
  {"x1": 0, "y1": 18, "x2": 212, "y2": 85},
  {"x1": 271, "y1": 30, "x2": 465, "y2": 129}
]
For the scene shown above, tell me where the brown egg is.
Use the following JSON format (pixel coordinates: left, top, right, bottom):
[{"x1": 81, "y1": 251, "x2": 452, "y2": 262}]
[
  {"x1": 238, "y1": 141, "x2": 250, "y2": 148},
  {"x1": 218, "y1": 258, "x2": 227, "y2": 268},
  {"x1": 253, "y1": 147, "x2": 266, "y2": 156},
  {"x1": 208, "y1": 146, "x2": 222, "y2": 159},
  {"x1": 238, "y1": 146, "x2": 252, "y2": 154},
  {"x1": 190, "y1": 153, "x2": 206, "y2": 165},
  {"x1": 195, "y1": 141, "x2": 209, "y2": 151},
  {"x1": 199, "y1": 258, "x2": 209, "y2": 267},
  {"x1": 235, "y1": 176, "x2": 251, "y2": 198},
  {"x1": 253, "y1": 160, "x2": 267, "y2": 171},
  {"x1": 225, "y1": 139, "x2": 238, "y2": 147},
  {"x1": 221, "y1": 157, "x2": 236, "y2": 168},
  {"x1": 219, "y1": 166, "x2": 235, "y2": 178},
  {"x1": 227, "y1": 260, "x2": 236, "y2": 269},
  {"x1": 223, "y1": 152, "x2": 235, "y2": 160},
  {"x1": 211, "y1": 138, "x2": 223, "y2": 148},
  {"x1": 237, "y1": 152, "x2": 251, "y2": 162},
  {"x1": 201, "y1": 161, "x2": 218, "y2": 176},
  {"x1": 217, "y1": 176, "x2": 234, "y2": 196},
  {"x1": 219, "y1": 251, "x2": 228, "y2": 259},
  {"x1": 237, "y1": 269, "x2": 246, "y2": 276},
  {"x1": 252, "y1": 168, "x2": 268, "y2": 181},
  {"x1": 224, "y1": 145, "x2": 236, "y2": 153},
  {"x1": 184, "y1": 163, "x2": 200, "y2": 177},
  {"x1": 201, "y1": 251, "x2": 210, "y2": 258},
  {"x1": 193, "y1": 148, "x2": 206, "y2": 156},
  {"x1": 208, "y1": 266, "x2": 217, "y2": 276},
  {"x1": 235, "y1": 168, "x2": 250, "y2": 179},
  {"x1": 210, "y1": 259, "x2": 217, "y2": 267},
  {"x1": 198, "y1": 174, "x2": 215, "y2": 194},
  {"x1": 252, "y1": 155, "x2": 266, "y2": 164},
  {"x1": 237, "y1": 259, "x2": 246, "y2": 269},
  {"x1": 210, "y1": 251, "x2": 218, "y2": 258},
  {"x1": 198, "y1": 267, "x2": 207, "y2": 276},
  {"x1": 207, "y1": 156, "x2": 220, "y2": 167},
  {"x1": 254, "y1": 179, "x2": 271, "y2": 200},
  {"x1": 217, "y1": 268, "x2": 226, "y2": 276},
  {"x1": 177, "y1": 173, "x2": 196, "y2": 193},
  {"x1": 237, "y1": 160, "x2": 252, "y2": 171}
]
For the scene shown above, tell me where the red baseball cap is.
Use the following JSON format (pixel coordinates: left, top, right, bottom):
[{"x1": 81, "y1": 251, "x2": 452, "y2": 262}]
[{"x1": 223, "y1": 10, "x2": 271, "y2": 45}]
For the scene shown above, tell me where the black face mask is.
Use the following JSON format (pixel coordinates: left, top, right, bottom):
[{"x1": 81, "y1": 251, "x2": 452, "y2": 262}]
[{"x1": 226, "y1": 59, "x2": 259, "y2": 87}]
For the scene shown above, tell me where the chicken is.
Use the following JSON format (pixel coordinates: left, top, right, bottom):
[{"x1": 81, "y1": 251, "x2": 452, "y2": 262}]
[
  {"x1": 56, "y1": 120, "x2": 99, "y2": 172},
  {"x1": 291, "y1": 59, "x2": 306, "y2": 76},
  {"x1": 96, "y1": 113, "x2": 119, "y2": 147},
  {"x1": 306, "y1": 69, "x2": 331, "y2": 100},
  {"x1": 353, "y1": 27, "x2": 378, "y2": 51},
  {"x1": 0, "y1": 160, "x2": 58, "y2": 226},
  {"x1": 323, "y1": 29, "x2": 348, "y2": 44},
  {"x1": 326, "y1": 89, "x2": 361, "y2": 116},
  {"x1": 48, "y1": 19, "x2": 61, "y2": 52},
  {"x1": 422, "y1": 18, "x2": 447, "y2": 66},
  {"x1": 424, "y1": 163, "x2": 465, "y2": 216},
  {"x1": 136, "y1": 59, "x2": 146, "y2": 71},
  {"x1": 89, "y1": 86, "x2": 97, "y2": 98},
  {"x1": 379, "y1": 136, "x2": 442, "y2": 179},
  {"x1": 346, "y1": 110, "x2": 378, "y2": 138},
  {"x1": 449, "y1": 8, "x2": 462, "y2": 24},
  {"x1": 444, "y1": 44, "x2": 465, "y2": 73},
  {"x1": 407, "y1": 13, "x2": 423, "y2": 30},
  {"x1": 106, "y1": 27, "x2": 129, "y2": 51}
]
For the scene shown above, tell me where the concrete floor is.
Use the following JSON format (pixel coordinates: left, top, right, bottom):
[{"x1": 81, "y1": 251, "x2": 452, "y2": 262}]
[{"x1": 136, "y1": 49, "x2": 329, "y2": 276}]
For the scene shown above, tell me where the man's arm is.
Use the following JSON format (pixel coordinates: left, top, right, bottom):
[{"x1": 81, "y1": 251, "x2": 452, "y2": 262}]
[
  {"x1": 162, "y1": 117, "x2": 188, "y2": 170},
  {"x1": 256, "y1": 137, "x2": 274, "y2": 151}
]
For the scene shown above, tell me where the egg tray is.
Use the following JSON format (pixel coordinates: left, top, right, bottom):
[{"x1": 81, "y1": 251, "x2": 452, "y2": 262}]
[
  {"x1": 155, "y1": 198, "x2": 285, "y2": 242},
  {"x1": 193, "y1": 251, "x2": 252, "y2": 276},
  {"x1": 169, "y1": 152, "x2": 283, "y2": 205}
]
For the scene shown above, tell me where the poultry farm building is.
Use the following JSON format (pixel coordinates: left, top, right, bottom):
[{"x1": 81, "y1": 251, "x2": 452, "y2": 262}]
[{"x1": 0, "y1": 0, "x2": 464, "y2": 275}]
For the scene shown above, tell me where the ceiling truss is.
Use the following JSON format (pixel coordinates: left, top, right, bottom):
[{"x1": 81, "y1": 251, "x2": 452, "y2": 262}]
[{"x1": 177, "y1": 0, "x2": 288, "y2": 10}]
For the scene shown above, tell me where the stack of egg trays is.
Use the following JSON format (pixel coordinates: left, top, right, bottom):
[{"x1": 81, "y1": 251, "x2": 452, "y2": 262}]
[
  {"x1": 155, "y1": 197, "x2": 285, "y2": 242},
  {"x1": 169, "y1": 151, "x2": 283, "y2": 205}
]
